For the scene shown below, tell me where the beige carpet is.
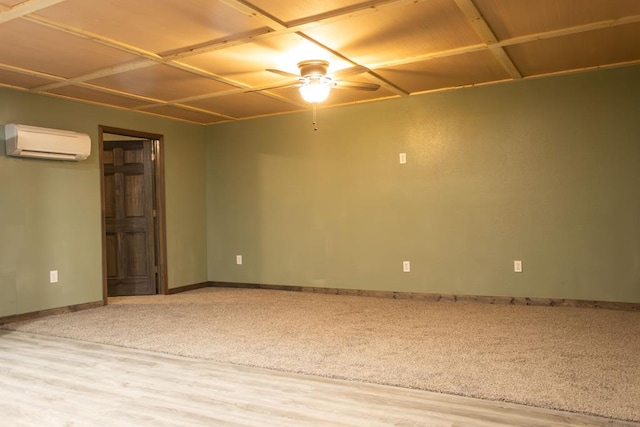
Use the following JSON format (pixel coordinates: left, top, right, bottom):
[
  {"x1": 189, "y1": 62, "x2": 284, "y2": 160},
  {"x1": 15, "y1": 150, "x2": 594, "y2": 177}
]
[{"x1": 2, "y1": 288, "x2": 639, "y2": 422}]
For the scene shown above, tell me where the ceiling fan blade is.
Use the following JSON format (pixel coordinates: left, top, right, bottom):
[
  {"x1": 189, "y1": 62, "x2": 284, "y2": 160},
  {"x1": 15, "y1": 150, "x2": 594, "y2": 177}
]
[
  {"x1": 266, "y1": 68, "x2": 300, "y2": 78},
  {"x1": 248, "y1": 81, "x2": 301, "y2": 93},
  {"x1": 331, "y1": 65, "x2": 368, "y2": 79},
  {"x1": 334, "y1": 80, "x2": 380, "y2": 91}
]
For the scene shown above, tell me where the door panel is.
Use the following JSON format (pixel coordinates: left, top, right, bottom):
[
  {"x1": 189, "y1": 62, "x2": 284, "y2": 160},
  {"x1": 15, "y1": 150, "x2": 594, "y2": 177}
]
[
  {"x1": 105, "y1": 233, "x2": 118, "y2": 278},
  {"x1": 103, "y1": 150, "x2": 114, "y2": 165},
  {"x1": 104, "y1": 175, "x2": 116, "y2": 218},
  {"x1": 124, "y1": 148, "x2": 143, "y2": 164},
  {"x1": 103, "y1": 140, "x2": 156, "y2": 296},
  {"x1": 125, "y1": 232, "x2": 147, "y2": 276},
  {"x1": 124, "y1": 174, "x2": 144, "y2": 217}
]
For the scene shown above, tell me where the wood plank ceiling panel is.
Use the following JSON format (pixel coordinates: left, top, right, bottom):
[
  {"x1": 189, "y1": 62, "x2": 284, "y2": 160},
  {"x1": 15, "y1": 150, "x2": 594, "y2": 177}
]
[
  {"x1": 505, "y1": 23, "x2": 640, "y2": 77},
  {"x1": 0, "y1": 0, "x2": 30, "y2": 6},
  {"x1": 475, "y1": 0, "x2": 640, "y2": 40},
  {"x1": 86, "y1": 64, "x2": 238, "y2": 101},
  {"x1": 376, "y1": 50, "x2": 512, "y2": 93},
  {"x1": 302, "y1": 0, "x2": 482, "y2": 65},
  {"x1": 46, "y1": 85, "x2": 151, "y2": 109},
  {"x1": 0, "y1": 19, "x2": 139, "y2": 78},
  {"x1": 246, "y1": 0, "x2": 368, "y2": 23},
  {"x1": 33, "y1": 0, "x2": 266, "y2": 55},
  {"x1": 140, "y1": 105, "x2": 229, "y2": 124},
  {"x1": 0, "y1": 68, "x2": 56, "y2": 89},
  {"x1": 185, "y1": 92, "x2": 303, "y2": 119}
]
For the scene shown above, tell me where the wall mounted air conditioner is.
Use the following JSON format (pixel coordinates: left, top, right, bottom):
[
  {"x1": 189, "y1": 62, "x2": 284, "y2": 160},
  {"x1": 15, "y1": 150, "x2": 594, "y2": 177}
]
[{"x1": 4, "y1": 123, "x2": 91, "y2": 161}]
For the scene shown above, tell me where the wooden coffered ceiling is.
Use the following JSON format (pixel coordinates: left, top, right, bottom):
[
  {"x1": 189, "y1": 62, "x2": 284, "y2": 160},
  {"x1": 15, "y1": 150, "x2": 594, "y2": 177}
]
[{"x1": 1, "y1": 0, "x2": 639, "y2": 125}]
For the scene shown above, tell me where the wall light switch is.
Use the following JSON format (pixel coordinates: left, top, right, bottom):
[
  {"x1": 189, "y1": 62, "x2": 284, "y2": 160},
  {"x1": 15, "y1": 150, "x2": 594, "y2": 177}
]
[
  {"x1": 514, "y1": 260, "x2": 522, "y2": 273},
  {"x1": 236, "y1": 255, "x2": 243, "y2": 265},
  {"x1": 50, "y1": 270, "x2": 58, "y2": 283},
  {"x1": 399, "y1": 153, "x2": 407, "y2": 164},
  {"x1": 403, "y1": 261, "x2": 411, "y2": 273}
]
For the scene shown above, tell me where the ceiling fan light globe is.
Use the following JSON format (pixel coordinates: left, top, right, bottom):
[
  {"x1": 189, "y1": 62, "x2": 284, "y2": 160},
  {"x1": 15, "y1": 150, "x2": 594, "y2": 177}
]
[{"x1": 299, "y1": 81, "x2": 331, "y2": 103}]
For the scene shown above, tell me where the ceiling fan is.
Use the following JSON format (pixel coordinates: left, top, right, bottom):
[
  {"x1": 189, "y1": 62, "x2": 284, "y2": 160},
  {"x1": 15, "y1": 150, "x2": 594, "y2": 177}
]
[{"x1": 266, "y1": 60, "x2": 380, "y2": 103}]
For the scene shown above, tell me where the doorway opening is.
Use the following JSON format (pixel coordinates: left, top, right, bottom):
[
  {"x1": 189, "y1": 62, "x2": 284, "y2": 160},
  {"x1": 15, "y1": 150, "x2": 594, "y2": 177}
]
[{"x1": 99, "y1": 126, "x2": 168, "y2": 303}]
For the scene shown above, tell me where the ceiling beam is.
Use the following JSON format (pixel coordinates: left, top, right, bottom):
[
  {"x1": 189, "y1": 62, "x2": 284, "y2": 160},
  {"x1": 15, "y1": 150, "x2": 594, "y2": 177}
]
[
  {"x1": 134, "y1": 102, "x2": 238, "y2": 121},
  {"x1": 217, "y1": 0, "x2": 287, "y2": 31},
  {"x1": 286, "y1": 0, "x2": 426, "y2": 30},
  {"x1": 165, "y1": 79, "x2": 309, "y2": 109},
  {"x1": 31, "y1": 59, "x2": 156, "y2": 92},
  {"x1": 78, "y1": 82, "x2": 165, "y2": 105},
  {"x1": 0, "y1": 0, "x2": 65, "y2": 23},
  {"x1": 367, "y1": 44, "x2": 488, "y2": 70},
  {"x1": 409, "y1": 58, "x2": 640, "y2": 98},
  {"x1": 159, "y1": 28, "x2": 277, "y2": 61},
  {"x1": 453, "y1": 0, "x2": 522, "y2": 79},
  {"x1": 166, "y1": 61, "x2": 244, "y2": 88},
  {"x1": 520, "y1": 58, "x2": 640, "y2": 81},
  {"x1": 497, "y1": 14, "x2": 640, "y2": 48},
  {"x1": 0, "y1": 62, "x2": 66, "y2": 82}
]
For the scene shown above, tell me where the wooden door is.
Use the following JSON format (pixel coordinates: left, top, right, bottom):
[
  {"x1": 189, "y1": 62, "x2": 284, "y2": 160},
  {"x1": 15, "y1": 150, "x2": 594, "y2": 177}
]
[{"x1": 103, "y1": 140, "x2": 156, "y2": 296}]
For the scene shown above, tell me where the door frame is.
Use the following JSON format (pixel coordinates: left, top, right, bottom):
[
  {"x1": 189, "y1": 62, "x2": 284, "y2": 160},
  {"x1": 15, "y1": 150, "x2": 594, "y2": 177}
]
[{"x1": 98, "y1": 125, "x2": 168, "y2": 304}]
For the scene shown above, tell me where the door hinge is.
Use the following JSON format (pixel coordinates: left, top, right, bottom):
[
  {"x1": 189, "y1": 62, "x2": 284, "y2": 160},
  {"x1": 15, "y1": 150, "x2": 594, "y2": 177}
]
[
  {"x1": 154, "y1": 265, "x2": 158, "y2": 274},
  {"x1": 151, "y1": 152, "x2": 156, "y2": 161},
  {"x1": 153, "y1": 209, "x2": 157, "y2": 218}
]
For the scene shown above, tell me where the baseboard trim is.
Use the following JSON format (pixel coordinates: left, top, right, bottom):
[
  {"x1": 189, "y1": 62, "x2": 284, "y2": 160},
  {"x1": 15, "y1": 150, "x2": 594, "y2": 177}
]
[
  {"x1": 1, "y1": 284, "x2": 636, "y2": 325},
  {"x1": 209, "y1": 281, "x2": 304, "y2": 293},
  {"x1": 208, "y1": 281, "x2": 640, "y2": 311},
  {"x1": 167, "y1": 282, "x2": 211, "y2": 295},
  {"x1": 0, "y1": 301, "x2": 104, "y2": 325}
]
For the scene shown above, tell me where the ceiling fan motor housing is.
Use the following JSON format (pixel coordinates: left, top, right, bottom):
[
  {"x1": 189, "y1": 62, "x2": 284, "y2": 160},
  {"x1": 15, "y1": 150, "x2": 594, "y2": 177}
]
[{"x1": 297, "y1": 60, "x2": 329, "y2": 77}]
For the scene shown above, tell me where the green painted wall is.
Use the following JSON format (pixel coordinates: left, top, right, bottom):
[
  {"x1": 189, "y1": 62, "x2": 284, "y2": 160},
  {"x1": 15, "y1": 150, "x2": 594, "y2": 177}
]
[
  {"x1": 2, "y1": 65, "x2": 638, "y2": 316},
  {"x1": 206, "y1": 65, "x2": 640, "y2": 303},
  {"x1": 0, "y1": 88, "x2": 208, "y2": 317}
]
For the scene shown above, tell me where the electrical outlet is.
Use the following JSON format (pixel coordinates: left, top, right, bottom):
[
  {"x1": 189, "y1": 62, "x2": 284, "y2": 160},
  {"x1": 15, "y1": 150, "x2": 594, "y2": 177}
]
[
  {"x1": 514, "y1": 260, "x2": 522, "y2": 273},
  {"x1": 403, "y1": 261, "x2": 411, "y2": 273},
  {"x1": 50, "y1": 270, "x2": 58, "y2": 283},
  {"x1": 399, "y1": 153, "x2": 407, "y2": 164},
  {"x1": 236, "y1": 255, "x2": 243, "y2": 265}
]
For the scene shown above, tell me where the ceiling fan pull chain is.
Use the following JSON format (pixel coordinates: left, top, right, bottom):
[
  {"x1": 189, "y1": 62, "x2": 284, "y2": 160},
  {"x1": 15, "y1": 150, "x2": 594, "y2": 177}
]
[{"x1": 313, "y1": 103, "x2": 318, "y2": 131}]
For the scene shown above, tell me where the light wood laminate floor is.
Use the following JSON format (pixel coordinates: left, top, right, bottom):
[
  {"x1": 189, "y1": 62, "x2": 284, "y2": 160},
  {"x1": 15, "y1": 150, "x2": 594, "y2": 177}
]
[{"x1": 0, "y1": 330, "x2": 636, "y2": 427}]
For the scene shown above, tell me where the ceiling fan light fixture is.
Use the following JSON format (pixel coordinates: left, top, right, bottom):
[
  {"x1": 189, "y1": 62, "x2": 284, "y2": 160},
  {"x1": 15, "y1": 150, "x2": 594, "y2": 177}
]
[{"x1": 299, "y1": 76, "x2": 332, "y2": 103}]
